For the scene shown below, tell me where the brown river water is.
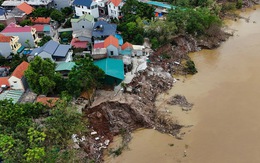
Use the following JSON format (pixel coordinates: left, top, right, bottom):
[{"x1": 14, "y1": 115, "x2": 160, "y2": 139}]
[{"x1": 105, "y1": 6, "x2": 260, "y2": 163}]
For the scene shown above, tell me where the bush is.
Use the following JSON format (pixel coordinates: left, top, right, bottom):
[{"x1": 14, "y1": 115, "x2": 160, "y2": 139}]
[
  {"x1": 0, "y1": 23, "x2": 5, "y2": 31},
  {"x1": 185, "y1": 60, "x2": 197, "y2": 74},
  {"x1": 20, "y1": 19, "x2": 32, "y2": 27}
]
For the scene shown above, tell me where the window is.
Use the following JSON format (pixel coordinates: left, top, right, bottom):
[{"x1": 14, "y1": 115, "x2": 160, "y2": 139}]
[
  {"x1": 111, "y1": 51, "x2": 114, "y2": 55},
  {"x1": 118, "y1": 6, "x2": 120, "y2": 10},
  {"x1": 82, "y1": 26, "x2": 84, "y2": 28},
  {"x1": 81, "y1": 5, "x2": 83, "y2": 8},
  {"x1": 91, "y1": 6, "x2": 94, "y2": 9},
  {"x1": 109, "y1": 5, "x2": 111, "y2": 7},
  {"x1": 114, "y1": 6, "x2": 115, "y2": 9},
  {"x1": 13, "y1": 81, "x2": 17, "y2": 83},
  {"x1": 111, "y1": 10, "x2": 113, "y2": 13},
  {"x1": 82, "y1": 11, "x2": 85, "y2": 14}
]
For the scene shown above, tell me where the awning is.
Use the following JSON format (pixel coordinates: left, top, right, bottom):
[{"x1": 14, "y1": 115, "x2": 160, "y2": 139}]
[{"x1": 17, "y1": 46, "x2": 25, "y2": 53}]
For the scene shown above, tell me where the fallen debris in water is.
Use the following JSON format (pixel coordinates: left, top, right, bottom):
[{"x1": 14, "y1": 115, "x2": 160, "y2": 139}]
[{"x1": 167, "y1": 94, "x2": 193, "y2": 111}]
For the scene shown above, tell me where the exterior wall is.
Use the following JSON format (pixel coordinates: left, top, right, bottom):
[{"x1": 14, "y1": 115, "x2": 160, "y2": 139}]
[
  {"x1": 8, "y1": 76, "x2": 24, "y2": 90},
  {"x1": 3, "y1": 32, "x2": 36, "y2": 47},
  {"x1": 10, "y1": 36, "x2": 22, "y2": 53},
  {"x1": 72, "y1": 19, "x2": 94, "y2": 31},
  {"x1": 107, "y1": 45, "x2": 118, "y2": 56},
  {"x1": 0, "y1": 16, "x2": 16, "y2": 26},
  {"x1": 74, "y1": 2, "x2": 99, "y2": 18},
  {"x1": 107, "y1": 2, "x2": 123, "y2": 19},
  {"x1": 53, "y1": 0, "x2": 71, "y2": 10},
  {"x1": 77, "y1": 36, "x2": 91, "y2": 42},
  {"x1": 0, "y1": 42, "x2": 12, "y2": 58}
]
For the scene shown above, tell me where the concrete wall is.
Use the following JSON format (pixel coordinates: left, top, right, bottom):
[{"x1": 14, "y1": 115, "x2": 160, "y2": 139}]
[
  {"x1": 8, "y1": 76, "x2": 24, "y2": 90},
  {"x1": 77, "y1": 36, "x2": 91, "y2": 42},
  {"x1": 72, "y1": 19, "x2": 94, "y2": 31},
  {"x1": 0, "y1": 42, "x2": 12, "y2": 58},
  {"x1": 107, "y1": 45, "x2": 118, "y2": 56}
]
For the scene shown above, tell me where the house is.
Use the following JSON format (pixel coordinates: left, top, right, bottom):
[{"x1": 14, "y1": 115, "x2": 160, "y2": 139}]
[
  {"x1": 10, "y1": 2, "x2": 34, "y2": 23},
  {"x1": 8, "y1": 61, "x2": 29, "y2": 91},
  {"x1": 120, "y1": 42, "x2": 133, "y2": 55},
  {"x1": 92, "y1": 20, "x2": 117, "y2": 39},
  {"x1": 30, "y1": 17, "x2": 51, "y2": 24},
  {"x1": 1, "y1": 22, "x2": 39, "y2": 47},
  {"x1": 33, "y1": 25, "x2": 51, "y2": 37},
  {"x1": 73, "y1": 0, "x2": 99, "y2": 18},
  {"x1": 30, "y1": 40, "x2": 72, "y2": 62},
  {"x1": 71, "y1": 14, "x2": 94, "y2": 31},
  {"x1": 132, "y1": 45, "x2": 145, "y2": 56},
  {"x1": 55, "y1": 61, "x2": 75, "y2": 77},
  {"x1": 107, "y1": 0, "x2": 124, "y2": 19},
  {"x1": 0, "y1": 34, "x2": 22, "y2": 58},
  {"x1": 70, "y1": 38, "x2": 89, "y2": 49},
  {"x1": 53, "y1": 0, "x2": 72, "y2": 10},
  {"x1": 92, "y1": 40, "x2": 107, "y2": 59},
  {"x1": 72, "y1": 29, "x2": 92, "y2": 43},
  {"x1": 94, "y1": 58, "x2": 124, "y2": 85},
  {"x1": 104, "y1": 35, "x2": 119, "y2": 56},
  {"x1": 146, "y1": 1, "x2": 176, "y2": 17},
  {"x1": 0, "y1": 7, "x2": 16, "y2": 26},
  {"x1": 96, "y1": 0, "x2": 108, "y2": 16},
  {"x1": 36, "y1": 95, "x2": 60, "y2": 107},
  {"x1": 0, "y1": 89, "x2": 24, "y2": 103}
]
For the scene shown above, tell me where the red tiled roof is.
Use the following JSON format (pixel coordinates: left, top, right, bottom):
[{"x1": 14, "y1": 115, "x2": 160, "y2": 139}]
[
  {"x1": 2, "y1": 22, "x2": 32, "y2": 33},
  {"x1": 94, "y1": 41, "x2": 104, "y2": 49},
  {"x1": 0, "y1": 34, "x2": 12, "y2": 42},
  {"x1": 0, "y1": 77, "x2": 10, "y2": 86},
  {"x1": 121, "y1": 42, "x2": 133, "y2": 50},
  {"x1": 36, "y1": 96, "x2": 59, "y2": 107},
  {"x1": 70, "y1": 38, "x2": 88, "y2": 48},
  {"x1": 30, "y1": 17, "x2": 51, "y2": 24},
  {"x1": 33, "y1": 24, "x2": 44, "y2": 32},
  {"x1": 17, "y1": 2, "x2": 34, "y2": 15},
  {"x1": 108, "y1": 0, "x2": 122, "y2": 7},
  {"x1": 104, "y1": 35, "x2": 119, "y2": 48},
  {"x1": 11, "y1": 61, "x2": 29, "y2": 79}
]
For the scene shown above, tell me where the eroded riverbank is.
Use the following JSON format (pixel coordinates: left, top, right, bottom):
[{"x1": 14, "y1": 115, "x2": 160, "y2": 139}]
[{"x1": 105, "y1": 6, "x2": 260, "y2": 163}]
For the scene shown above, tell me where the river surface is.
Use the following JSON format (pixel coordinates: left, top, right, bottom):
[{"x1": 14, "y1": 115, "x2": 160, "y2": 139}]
[{"x1": 105, "y1": 6, "x2": 260, "y2": 163}]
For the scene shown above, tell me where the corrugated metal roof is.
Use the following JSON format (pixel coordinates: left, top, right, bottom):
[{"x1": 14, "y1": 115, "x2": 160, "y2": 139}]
[
  {"x1": 92, "y1": 21, "x2": 117, "y2": 37},
  {"x1": 55, "y1": 62, "x2": 75, "y2": 71},
  {"x1": 146, "y1": 1, "x2": 176, "y2": 9},
  {"x1": 43, "y1": 25, "x2": 50, "y2": 32},
  {"x1": 71, "y1": 14, "x2": 94, "y2": 23},
  {"x1": 94, "y1": 58, "x2": 124, "y2": 80},
  {"x1": 53, "y1": 44, "x2": 71, "y2": 57},
  {"x1": 0, "y1": 90, "x2": 24, "y2": 103}
]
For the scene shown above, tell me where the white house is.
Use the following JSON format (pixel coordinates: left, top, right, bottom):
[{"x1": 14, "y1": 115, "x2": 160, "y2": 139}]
[
  {"x1": 8, "y1": 61, "x2": 29, "y2": 91},
  {"x1": 107, "y1": 0, "x2": 124, "y2": 19},
  {"x1": 73, "y1": 0, "x2": 99, "y2": 18},
  {"x1": 104, "y1": 35, "x2": 119, "y2": 56}
]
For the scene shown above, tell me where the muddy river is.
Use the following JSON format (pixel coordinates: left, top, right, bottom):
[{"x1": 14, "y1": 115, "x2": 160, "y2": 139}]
[{"x1": 105, "y1": 6, "x2": 260, "y2": 163}]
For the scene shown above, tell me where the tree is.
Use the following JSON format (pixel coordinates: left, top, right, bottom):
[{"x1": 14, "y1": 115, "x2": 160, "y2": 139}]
[
  {"x1": 61, "y1": 7, "x2": 73, "y2": 17},
  {"x1": 60, "y1": 32, "x2": 72, "y2": 43},
  {"x1": 24, "y1": 56, "x2": 61, "y2": 95},
  {"x1": 0, "y1": 23, "x2": 5, "y2": 31},
  {"x1": 50, "y1": 10, "x2": 65, "y2": 23},
  {"x1": 38, "y1": 36, "x2": 52, "y2": 47},
  {"x1": 31, "y1": 7, "x2": 53, "y2": 18},
  {"x1": 20, "y1": 19, "x2": 32, "y2": 27},
  {"x1": 25, "y1": 39, "x2": 31, "y2": 48},
  {"x1": 67, "y1": 57, "x2": 105, "y2": 97}
]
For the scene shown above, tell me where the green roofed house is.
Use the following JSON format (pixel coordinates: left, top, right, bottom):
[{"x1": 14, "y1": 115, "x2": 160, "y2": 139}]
[
  {"x1": 94, "y1": 58, "x2": 124, "y2": 85},
  {"x1": 0, "y1": 90, "x2": 24, "y2": 103},
  {"x1": 71, "y1": 14, "x2": 95, "y2": 31},
  {"x1": 55, "y1": 62, "x2": 76, "y2": 77}
]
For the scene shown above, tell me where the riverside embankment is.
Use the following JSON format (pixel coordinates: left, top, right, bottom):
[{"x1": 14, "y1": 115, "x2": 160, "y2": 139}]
[{"x1": 105, "y1": 6, "x2": 260, "y2": 163}]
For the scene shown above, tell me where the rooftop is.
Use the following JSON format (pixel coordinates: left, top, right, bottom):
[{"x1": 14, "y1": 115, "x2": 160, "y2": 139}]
[
  {"x1": 0, "y1": 34, "x2": 12, "y2": 42},
  {"x1": 30, "y1": 17, "x2": 51, "y2": 24},
  {"x1": 92, "y1": 21, "x2": 117, "y2": 37},
  {"x1": 94, "y1": 58, "x2": 124, "y2": 80},
  {"x1": 73, "y1": 0, "x2": 92, "y2": 7},
  {"x1": 104, "y1": 35, "x2": 119, "y2": 48},
  {"x1": 70, "y1": 38, "x2": 88, "y2": 48},
  {"x1": 0, "y1": 90, "x2": 24, "y2": 103},
  {"x1": 108, "y1": 0, "x2": 122, "y2": 6},
  {"x1": 146, "y1": 1, "x2": 176, "y2": 9},
  {"x1": 36, "y1": 95, "x2": 59, "y2": 107},
  {"x1": 55, "y1": 62, "x2": 76, "y2": 71},
  {"x1": 0, "y1": 77, "x2": 10, "y2": 86},
  {"x1": 11, "y1": 61, "x2": 29, "y2": 79},
  {"x1": 1, "y1": 22, "x2": 33, "y2": 33},
  {"x1": 121, "y1": 42, "x2": 133, "y2": 50},
  {"x1": 16, "y1": 2, "x2": 34, "y2": 15},
  {"x1": 71, "y1": 14, "x2": 94, "y2": 23}
]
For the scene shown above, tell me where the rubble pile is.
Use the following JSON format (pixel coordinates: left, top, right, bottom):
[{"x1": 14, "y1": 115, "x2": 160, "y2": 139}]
[
  {"x1": 167, "y1": 94, "x2": 194, "y2": 111},
  {"x1": 82, "y1": 93, "x2": 182, "y2": 162},
  {"x1": 127, "y1": 66, "x2": 174, "y2": 101}
]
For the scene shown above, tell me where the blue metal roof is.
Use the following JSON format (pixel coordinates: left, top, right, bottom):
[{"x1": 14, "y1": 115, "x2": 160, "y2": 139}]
[
  {"x1": 73, "y1": 0, "x2": 92, "y2": 7},
  {"x1": 115, "y1": 34, "x2": 123, "y2": 46},
  {"x1": 44, "y1": 40, "x2": 59, "y2": 54},
  {"x1": 147, "y1": 1, "x2": 176, "y2": 9},
  {"x1": 94, "y1": 58, "x2": 124, "y2": 80},
  {"x1": 92, "y1": 21, "x2": 117, "y2": 37},
  {"x1": 53, "y1": 45, "x2": 71, "y2": 57}
]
